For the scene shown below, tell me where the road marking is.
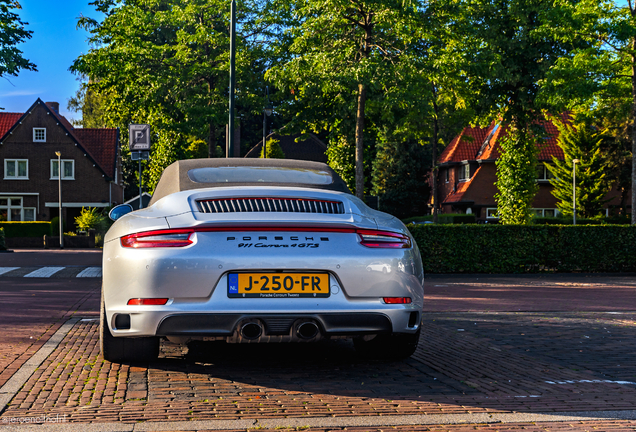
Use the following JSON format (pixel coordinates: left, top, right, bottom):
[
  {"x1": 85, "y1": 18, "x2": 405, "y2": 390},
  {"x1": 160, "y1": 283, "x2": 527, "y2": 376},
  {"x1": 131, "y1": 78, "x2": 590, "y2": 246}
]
[
  {"x1": 546, "y1": 379, "x2": 636, "y2": 386},
  {"x1": 0, "y1": 268, "x2": 18, "y2": 276},
  {"x1": 23, "y1": 267, "x2": 65, "y2": 278},
  {"x1": 76, "y1": 267, "x2": 102, "y2": 278},
  {"x1": 0, "y1": 317, "x2": 79, "y2": 416}
]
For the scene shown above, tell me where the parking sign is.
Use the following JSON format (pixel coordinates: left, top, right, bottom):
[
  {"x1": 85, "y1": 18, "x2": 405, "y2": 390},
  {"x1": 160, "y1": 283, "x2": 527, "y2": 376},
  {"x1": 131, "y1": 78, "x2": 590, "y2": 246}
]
[{"x1": 129, "y1": 124, "x2": 151, "y2": 151}]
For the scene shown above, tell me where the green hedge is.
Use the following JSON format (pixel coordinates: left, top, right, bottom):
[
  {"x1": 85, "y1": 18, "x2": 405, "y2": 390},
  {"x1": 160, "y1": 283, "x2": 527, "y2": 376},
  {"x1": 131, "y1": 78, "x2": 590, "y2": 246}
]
[
  {"x1": 403, "y1": 214, "x2": 476, "y2": 224},
  {"x1": 532, "y1": 216, "x2": 630, "y2": 225},
  {"x1": 0, "y1": 228, "x2": 5, "y2": 250},
  {"x1": 0, "y1": 222, "x2": 52, "y2": 238},
  {"x1": 408, "y1": 224, "x2": 636, "y2": 273}
]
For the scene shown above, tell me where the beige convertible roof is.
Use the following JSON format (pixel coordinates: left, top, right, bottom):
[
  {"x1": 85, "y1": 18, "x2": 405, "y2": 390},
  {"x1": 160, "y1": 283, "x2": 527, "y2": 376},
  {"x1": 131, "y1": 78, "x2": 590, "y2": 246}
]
[{"x1": 149, "y1": 159, "x2": 351, "y2": 206}]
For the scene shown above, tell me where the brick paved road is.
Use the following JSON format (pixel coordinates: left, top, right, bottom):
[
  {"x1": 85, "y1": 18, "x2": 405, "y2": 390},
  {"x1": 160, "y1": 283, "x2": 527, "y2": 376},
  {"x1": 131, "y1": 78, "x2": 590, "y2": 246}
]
[{"x1": 0, "y1": 254, "x2": 635, "y2": 431}]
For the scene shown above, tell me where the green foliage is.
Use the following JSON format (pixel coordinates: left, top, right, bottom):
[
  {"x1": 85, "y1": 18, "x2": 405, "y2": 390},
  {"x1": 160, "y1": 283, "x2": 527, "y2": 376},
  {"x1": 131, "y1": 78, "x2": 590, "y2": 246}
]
[
  {"x1": 75, "y1": 207, "x2": 106, "y2": 232},
  {"x1": 0, "y1": 227, "x2": 5, "y2": 250},
  {"x1": 259, "y1": 138, "x2": 285, "y2": 159},
  {"x1": 372, "y1": 135, "x2": 430, "y2": 219},
  {"x1": 0, "y1": 1, "x2": 36, "y2": 82},
  {"x1": 67, "y1": 76, "x2": 109, "y2": 128},
  {"x1": 494, "y1": 129, "x2": 540, "y2": 224},
  {"x1": 403, "y1": 214, "x2": 476, "y2": 224},
  {"x1": 408, "y1": 224, "x2": 636, "y2": 273},
  {"x1": 546, "y1": 121, "x2": 614, "y2": 218},
  {"x1": 72, "y1": 0, "x2": 271, "y2": 193},
  {"x1": 0, "y1": 222, "x2": 52, "y2": 238},
  {"x1": 185, "y1": 139, "x2": 209, "y2": 159}
]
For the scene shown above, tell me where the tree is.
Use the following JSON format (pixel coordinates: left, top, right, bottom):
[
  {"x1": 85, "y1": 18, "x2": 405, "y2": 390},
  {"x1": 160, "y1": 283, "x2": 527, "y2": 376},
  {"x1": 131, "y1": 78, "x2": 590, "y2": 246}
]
[
  {"x1": 447, "y1": 0, "x2": 585, "y2": 224},
  {"x1": 543, "y1": 0, "x2": 636, "y2": 224},
  {"x1": 71, "y1": 0, "x2": 270, "y2": 191},
  {"x1": 546, "y1": 121, "x2": 614, "y2": 218},
  {"x1": 259, "y1": 138, "x2": 285, "y2": 158},
  {"x1": 0, "y1": 0, "x2": 36, "y2": 95},
  {"x1": 266, "y1": 0, "x2": 426, "y2": 199}
]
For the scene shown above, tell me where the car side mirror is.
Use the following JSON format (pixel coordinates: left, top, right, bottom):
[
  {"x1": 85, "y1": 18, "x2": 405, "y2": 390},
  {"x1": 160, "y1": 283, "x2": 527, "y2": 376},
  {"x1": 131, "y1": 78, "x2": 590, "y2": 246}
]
[{"x1": 109, "y1": 204, "x2": 133, "y2": 221}]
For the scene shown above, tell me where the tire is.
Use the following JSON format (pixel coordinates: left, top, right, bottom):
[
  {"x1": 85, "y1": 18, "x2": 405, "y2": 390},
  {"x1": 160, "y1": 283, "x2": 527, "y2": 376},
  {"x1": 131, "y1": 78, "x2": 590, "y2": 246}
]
[
  {"x1": 354, "y1": 329, "x2": 420, "y2": 360},
  {"x1": 100, "y1": 290, "x2": 159, "y2": 363}
]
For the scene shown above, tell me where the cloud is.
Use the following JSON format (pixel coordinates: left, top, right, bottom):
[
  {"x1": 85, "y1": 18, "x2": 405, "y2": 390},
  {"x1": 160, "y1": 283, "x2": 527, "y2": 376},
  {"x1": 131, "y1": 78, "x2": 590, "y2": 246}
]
[{"x1": 0, "y1": 89, "x2": 41, "y2": 97}]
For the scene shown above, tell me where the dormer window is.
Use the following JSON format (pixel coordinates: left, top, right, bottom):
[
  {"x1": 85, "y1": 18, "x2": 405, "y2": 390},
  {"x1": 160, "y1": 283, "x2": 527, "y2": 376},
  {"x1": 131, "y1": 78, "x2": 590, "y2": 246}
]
[
  {"x1": 33, "y1": 128, "x2": 46, "y2": 142},
  {"x1": 458, "y1": 163, "x2": 470, "y2": 181}
]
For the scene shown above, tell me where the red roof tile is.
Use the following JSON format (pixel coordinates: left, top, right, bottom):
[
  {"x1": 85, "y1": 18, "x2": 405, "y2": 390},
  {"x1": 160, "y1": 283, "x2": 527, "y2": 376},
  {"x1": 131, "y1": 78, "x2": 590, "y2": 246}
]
[
  {"x1": 442, "y1": 168, "x2": 480, "y2": 204},
  {"x1": 74, "y1": 128, "x2": 119, "y2": 177},
  {"x1": 0, "y1": 112, "x2": 22, "y2": 138},
  {"x1": 440, "y1": 114, "x2": 571, "y2": 164}
]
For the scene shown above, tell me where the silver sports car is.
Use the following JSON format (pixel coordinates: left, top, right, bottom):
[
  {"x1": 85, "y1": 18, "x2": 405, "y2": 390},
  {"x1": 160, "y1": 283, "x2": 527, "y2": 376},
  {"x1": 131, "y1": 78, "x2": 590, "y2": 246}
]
[{"x1": 102, "y1": 159, "x2": 424, "y2": 362}]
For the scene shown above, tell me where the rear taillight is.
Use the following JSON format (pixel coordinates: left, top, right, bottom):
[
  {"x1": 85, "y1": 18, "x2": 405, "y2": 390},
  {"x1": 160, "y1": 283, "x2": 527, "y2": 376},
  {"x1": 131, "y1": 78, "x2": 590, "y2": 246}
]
[
  {"x1": 121, "y1": 229, "x2": 194, "y2": 248},
  {"x1": 127, "y1": 298, "x2": 169, "y2": 305},
  {"x1": 358, "y1": 230, "x2": 411, "y2": 248},
  {"x1": 383, "y1": 297, "x2": 412, "y2": 304}
]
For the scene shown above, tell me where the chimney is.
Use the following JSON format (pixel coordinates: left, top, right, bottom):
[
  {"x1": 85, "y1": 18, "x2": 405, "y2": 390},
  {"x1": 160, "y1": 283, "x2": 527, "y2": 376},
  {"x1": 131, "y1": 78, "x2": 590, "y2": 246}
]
[{"x1": 45, "y1": 101, "x2": 59, "y2": 113}]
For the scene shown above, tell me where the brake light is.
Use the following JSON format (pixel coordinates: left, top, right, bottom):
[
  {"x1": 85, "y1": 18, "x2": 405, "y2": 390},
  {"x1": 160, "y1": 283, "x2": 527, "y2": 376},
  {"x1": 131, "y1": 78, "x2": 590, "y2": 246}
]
[
  {"x1": 127, "y1": 298, "x2": 169, "y2": 305},
  {"x1": 383, "y1": 297, "x2": 412, "y2": 304},
  {"x1": 358, "y1": 230, "x2": 411, "y2": 248},
  {"x1": 121, "y1": 229, "x2": 194, "y2": 248}
]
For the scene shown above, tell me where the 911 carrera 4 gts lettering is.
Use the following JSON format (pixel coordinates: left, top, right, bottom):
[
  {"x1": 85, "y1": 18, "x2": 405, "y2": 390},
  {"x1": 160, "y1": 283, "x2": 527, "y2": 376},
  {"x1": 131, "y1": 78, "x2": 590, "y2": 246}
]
[{"x1": 237, "y1": 243, "x2": 320, "y2": 248}]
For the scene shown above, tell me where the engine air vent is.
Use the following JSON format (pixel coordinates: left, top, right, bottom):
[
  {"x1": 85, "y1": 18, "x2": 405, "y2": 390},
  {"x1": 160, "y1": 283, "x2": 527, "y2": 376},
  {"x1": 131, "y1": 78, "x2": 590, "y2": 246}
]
[{"x1": 197, "y1": 198, "x2": 345, "y2": 214}]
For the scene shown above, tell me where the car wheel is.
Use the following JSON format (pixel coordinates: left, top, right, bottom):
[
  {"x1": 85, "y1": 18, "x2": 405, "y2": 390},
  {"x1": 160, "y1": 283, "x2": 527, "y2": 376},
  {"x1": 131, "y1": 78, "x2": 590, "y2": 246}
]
[
  {"x1": 354, "y1": 329, "x2": 420, "y2": 360},
  {"x1": 100, "y1": 290, "x2": 159, "y2": 363}
]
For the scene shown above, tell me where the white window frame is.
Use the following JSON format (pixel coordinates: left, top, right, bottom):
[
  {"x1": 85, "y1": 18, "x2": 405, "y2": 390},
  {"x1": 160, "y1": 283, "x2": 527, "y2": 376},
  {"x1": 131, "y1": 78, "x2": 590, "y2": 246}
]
[
  {"x1": 0, "y1": 197, "x2": 28, "y2": 221},
  {"x1": 23, "y1": 207, "x2": 36, "y2": 221},
  {"x1": 458, "y1": 163, "x2": 470, "y2": 182},
  {"x1": 4, "y1": 159, "x2": 28, "y2": 180},
  {"x1": 33, "y1": 127, "x2": 46, "y2": 142},
  {"x1": 536, "y1": 164, "x2": 555, "y2": 182},
  {"x1": 486, "y1": 208, "x2": 499, "y2": 219},
  {"x1": 531, "y1": 208, "x2": 560, "y2": 217},
  {"x1": 50, "y1": 159, "x2": 75, "y2": 180}
]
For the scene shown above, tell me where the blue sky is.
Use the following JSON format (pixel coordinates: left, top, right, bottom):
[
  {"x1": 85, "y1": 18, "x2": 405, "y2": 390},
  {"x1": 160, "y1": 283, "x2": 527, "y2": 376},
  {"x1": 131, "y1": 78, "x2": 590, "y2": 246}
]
[{"x1": 0, "y1": 1, "x2": 103, "y2": 123}]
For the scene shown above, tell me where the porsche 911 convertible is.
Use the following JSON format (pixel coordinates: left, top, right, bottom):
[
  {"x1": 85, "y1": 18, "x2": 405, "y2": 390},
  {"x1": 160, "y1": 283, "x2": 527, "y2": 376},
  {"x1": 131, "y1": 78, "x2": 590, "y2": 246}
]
[{"x1": 102, "y1": 159, "x2": 424, "y2": 362}]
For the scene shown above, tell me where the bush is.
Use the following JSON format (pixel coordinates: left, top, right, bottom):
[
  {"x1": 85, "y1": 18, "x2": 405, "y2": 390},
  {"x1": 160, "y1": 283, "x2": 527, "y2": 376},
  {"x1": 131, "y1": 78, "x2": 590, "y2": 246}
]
[
  {"x1": 0, "y1": 228, "x2": 5, "y2": 250},
  {"x1": 408, "y1": 224, "x2": 636, "y2": 273},
  {"x1": 75, "y1": 207, "x2": 106, "y2": 232},
  {"x1": 0, "y1": 222, "x2": 52, "y2": 238},
  {"x1": 403, "y1": 214, "x2": 476, "y2": 225}
]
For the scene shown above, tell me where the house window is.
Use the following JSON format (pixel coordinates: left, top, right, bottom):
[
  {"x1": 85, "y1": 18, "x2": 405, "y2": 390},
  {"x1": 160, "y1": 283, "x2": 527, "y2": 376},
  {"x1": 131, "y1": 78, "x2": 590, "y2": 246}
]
[
  {"x1": 0, "y1": 197, "x2": 28, "y2": 221},
  {"x1": 458, "y1": 164, "x2": 470, "y2": 181},
  {"x1": 51, "y1": 159, "x2": 75, "y2": 180},
  {"x1": 33, "y1": 128, "x2": 46, "y2": 142},
  {"x1": 444, "y1": 169, "x2": 449, "y2": 183},
  {"x1": 486, "y1": 208, "x2": 498, "y2": 219},
  {"x1": 531, "y1": 208, "x2": 559, "y2": 217},
  {"x1": 536, "y1": 164, "x2": 555, "y2": 181},
  {"x1": 4, "y1": 159, "x2": 28, "y2": 179},
  {"x1": 23, "y1": 207, "x2": 36, "y2": 221}
]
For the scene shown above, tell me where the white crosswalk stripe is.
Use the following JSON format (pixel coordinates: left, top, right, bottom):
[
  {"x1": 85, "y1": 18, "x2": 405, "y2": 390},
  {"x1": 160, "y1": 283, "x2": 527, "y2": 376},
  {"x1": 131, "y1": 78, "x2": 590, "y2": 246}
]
[
  {"x1": 0, "y1": 267, "x2": 19, "y2": 276},
  {"x1": 24, "y1": 267, "x2": 65, "y2": 278},
  {"x1": 76, "y1": 267, "x2": 102, "y2": 278}
]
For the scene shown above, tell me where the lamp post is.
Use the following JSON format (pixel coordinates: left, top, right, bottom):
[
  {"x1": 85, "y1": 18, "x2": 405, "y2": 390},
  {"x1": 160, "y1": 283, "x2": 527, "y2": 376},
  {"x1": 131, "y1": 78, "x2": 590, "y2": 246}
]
[
  {"x1": 262, "y1": 87, "x2": 273, "y2": 158},
  {"x1": 572, "y1": 158, "x2": 580, "y2": 225},
  {"x1": 227, "y1": 0, "x2": 236, "y2": 158},
  {"x1": 55, "y1": 151, "x2": 63, "y2": 249}
]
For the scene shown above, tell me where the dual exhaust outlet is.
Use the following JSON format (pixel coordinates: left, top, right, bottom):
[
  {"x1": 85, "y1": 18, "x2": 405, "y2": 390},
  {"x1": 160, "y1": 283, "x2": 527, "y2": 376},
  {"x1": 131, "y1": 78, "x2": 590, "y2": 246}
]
[{"x1": 240, "y1": 320, "x2": 320, "y2": 340}]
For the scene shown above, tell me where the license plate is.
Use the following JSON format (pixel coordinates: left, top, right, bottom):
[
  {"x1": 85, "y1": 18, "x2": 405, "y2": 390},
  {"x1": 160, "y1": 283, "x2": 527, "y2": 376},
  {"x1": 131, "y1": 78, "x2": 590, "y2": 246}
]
[{"x1": 228, "y1": 272, "x2": 330, "y2": 298}]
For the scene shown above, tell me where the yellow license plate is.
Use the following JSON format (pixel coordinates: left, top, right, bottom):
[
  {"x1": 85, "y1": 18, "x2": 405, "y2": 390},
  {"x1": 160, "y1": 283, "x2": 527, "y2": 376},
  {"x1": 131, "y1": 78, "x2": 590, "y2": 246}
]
[{"x1": 228, "y1": 272, "x2": 330, "y2": 298}]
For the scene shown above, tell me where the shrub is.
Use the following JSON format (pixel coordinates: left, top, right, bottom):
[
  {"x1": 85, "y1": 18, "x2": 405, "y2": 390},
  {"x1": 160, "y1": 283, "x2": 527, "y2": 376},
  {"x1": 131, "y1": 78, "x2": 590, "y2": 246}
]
[
  {"x1": 403, "y1": 214, "x2": 476, "y2": 225},
  {"x1": 75, "y1": 207, "x2": 106, "y2": 232},
  {"x1": 0, "y1": 222, "x2": 52, "y2": 238},
  {"x1": 408, "y1": 224, "x2": 636, "y2": 273},
  {"x1": 0, "y1": 228, "x2": 5, "y2": 250}
]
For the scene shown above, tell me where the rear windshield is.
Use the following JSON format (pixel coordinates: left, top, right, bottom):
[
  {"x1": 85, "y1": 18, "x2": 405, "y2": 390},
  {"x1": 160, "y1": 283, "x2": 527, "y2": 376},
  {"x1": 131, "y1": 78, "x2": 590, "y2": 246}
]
[{"x1": 188, "y1": 166, "x2": 333, "y2": 185}]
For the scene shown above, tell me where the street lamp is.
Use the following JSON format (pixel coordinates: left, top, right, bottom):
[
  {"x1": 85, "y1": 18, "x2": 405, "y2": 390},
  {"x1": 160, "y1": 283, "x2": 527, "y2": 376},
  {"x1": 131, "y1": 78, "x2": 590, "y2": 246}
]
[
  {"x1": 262, "y1": 87, "x2": 274, "y2": 158},
  {"x1": 572, "y1": 158, "x2": 580, "y2": 225},
  {"x1": 55, "y1": 151, "x2": 63, "y2": 249}
]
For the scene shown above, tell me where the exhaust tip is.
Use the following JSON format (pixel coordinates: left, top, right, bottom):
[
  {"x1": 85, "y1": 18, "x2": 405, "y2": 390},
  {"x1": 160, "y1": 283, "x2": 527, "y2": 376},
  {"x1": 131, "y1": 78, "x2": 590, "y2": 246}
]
[
  {"x1": 297, "y1": 322, "x2": 319, "y2": 339},
  {"x1": 240, "y1": 322, "x2": 262, "y2": 340}
]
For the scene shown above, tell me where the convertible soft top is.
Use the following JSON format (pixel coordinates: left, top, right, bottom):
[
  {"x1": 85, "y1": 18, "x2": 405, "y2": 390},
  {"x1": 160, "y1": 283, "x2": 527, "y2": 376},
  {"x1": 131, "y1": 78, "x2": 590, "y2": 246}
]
[{"x1": 149, "y1": 159, "x2": 351, "y2": 205}]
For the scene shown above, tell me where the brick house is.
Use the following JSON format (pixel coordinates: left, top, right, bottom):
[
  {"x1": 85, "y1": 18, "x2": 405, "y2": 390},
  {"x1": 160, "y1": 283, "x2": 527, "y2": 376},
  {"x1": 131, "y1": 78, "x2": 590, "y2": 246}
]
[
  {"x1": 0, "y1": 98, "x2": 123, "y2": 229},
  {"x1": 433, "y1": 114, "x2": 626, "y2": 222}
]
